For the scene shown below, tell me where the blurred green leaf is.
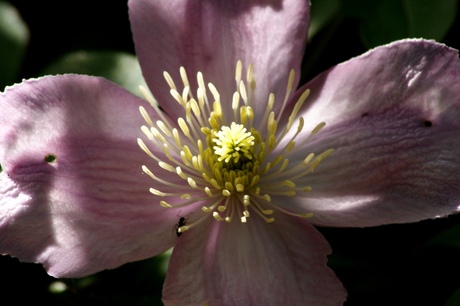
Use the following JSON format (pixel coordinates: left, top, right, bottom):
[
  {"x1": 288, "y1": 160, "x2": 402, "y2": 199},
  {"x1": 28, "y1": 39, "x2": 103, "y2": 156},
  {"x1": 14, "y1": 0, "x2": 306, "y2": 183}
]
[
  {"x1": 40, "y1": 50, "x2": 148, "y2": 97},
  {"x1": 341, "y1": 0, "x2": 458, "y2": 48},
  {"x1": 406, "y1": 0, "x2": 459, "y2": 39},
  {"x1": 0, "y1": 0, "x2": 29, "y2": 89},
  {"x1": 445, "y1": 287, "x2": 460, "y2": 306},
  {"x1": 424, "y1": 222, "x2": 460, "y2": 250},
  {"x1": 309, "y1": 0, "x2": 340, "y2": 39}
]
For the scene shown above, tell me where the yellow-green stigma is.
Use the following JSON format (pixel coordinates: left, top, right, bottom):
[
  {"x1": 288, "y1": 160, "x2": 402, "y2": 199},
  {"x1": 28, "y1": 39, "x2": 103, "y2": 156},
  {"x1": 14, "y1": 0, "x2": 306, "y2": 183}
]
[
  {"x1": 137, "y1": 61, "x2": 333, "y2": 234},
  {"x1": 213, "y1": 122, "x2": 254, "y2": 164}
]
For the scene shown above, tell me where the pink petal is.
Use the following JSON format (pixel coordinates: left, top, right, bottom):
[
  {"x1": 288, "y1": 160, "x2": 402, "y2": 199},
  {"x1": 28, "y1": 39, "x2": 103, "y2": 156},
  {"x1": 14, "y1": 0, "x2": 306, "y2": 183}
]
[
  {"x1": 128, "y1": 0, "x2": 310, "y2": 120},
  {"x1": 0, "y1": 75, "x2": 183, "y2": 278},
  {"x1": 283, "y1": 39, "x2": 460, "y2": 227},
  {"x1": 162, "y1": 213, "x2": 346, "y2": 305}
]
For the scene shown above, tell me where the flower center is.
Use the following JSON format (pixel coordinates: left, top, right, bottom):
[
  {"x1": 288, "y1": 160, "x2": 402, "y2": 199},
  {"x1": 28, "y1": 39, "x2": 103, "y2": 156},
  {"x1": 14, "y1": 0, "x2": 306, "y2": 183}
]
[
  {"x1": 213, "y1": 123, "x2": 254, "y2": 164},
  {"x1": 137, "y1": 61, "x2": 333, "y2": 234}
]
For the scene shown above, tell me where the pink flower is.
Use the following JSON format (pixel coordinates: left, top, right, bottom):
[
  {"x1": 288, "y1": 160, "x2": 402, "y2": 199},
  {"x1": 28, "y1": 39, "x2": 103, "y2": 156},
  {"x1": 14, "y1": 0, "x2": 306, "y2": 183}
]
[{"x1": 2, "y1": 0, "x2": 460, "y2": 304}]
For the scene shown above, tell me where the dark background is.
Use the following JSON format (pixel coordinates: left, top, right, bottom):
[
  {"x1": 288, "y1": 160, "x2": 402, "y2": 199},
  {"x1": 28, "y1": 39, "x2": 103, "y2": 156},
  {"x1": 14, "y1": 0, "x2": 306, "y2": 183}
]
[{"x1": 2, "y1": 0, "x2": 460, "y2": 305}]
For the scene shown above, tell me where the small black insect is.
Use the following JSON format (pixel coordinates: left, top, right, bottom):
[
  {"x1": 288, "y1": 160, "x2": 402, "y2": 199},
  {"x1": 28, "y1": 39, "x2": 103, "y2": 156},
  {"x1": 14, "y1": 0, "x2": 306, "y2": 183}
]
[{"x1": 176, "y1": 217, "x2": 186, "y2": 237}]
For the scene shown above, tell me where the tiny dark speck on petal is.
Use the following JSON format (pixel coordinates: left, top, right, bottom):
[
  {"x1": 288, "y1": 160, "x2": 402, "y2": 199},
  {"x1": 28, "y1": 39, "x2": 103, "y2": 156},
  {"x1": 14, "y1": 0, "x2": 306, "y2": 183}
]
[
  {"x1": 361, "y1": 112, "x2": 368, "y2": 117},
  {"x1": 44, "y1": 154, "x2": 57, "y2": 164},
  {"x1": 0, "y1": 163, "x2": 2, "y2": 172},
  {"x1": 423, "y1": 120, "x2": 433, "y2": 127}
]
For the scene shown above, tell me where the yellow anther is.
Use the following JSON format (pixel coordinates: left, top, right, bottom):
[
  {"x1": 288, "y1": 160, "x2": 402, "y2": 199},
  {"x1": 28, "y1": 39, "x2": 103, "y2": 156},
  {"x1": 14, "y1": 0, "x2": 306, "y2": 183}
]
[
  {"x1": 160, "y1": 201, "x2": 172, "y2": 208},
  {"x1": 149, "y1": 188, "x2": 165, "y2": 196},
  {"x1": 176, "y1": 167, "x2": 187, "y2": 179},
  {"x1": 247, "y1": 64, "x2": 256, "y2": 90},
  {"x1": 218, "y1": 205, "x2": 226, "y2": 212},
  {"x1": 179, "y1": 66, "x2": 190, "y2": 88},
  {"x1": 178, "y1": 117, "x2": 190, "y2": 136},
  {"x1": 158, "y1": 161, "x2": 174, "y2": 172},
  {"x1": 282, "y1": 180, "x2": 296, "y2": 188},
  {"x1": 139, "y1": 106, "x2": 154, "y2": 127},
  {"x1": 157, "y1": 120, "x2": 172, "y2": 137},
  {"x1": 204, "y1": 187, "x2": 213, "y2": 197},
  {"x1": 187, "y1": 177, "x2": 197, "y2": 188},
  {"x1": 163, "y1": 71, "x2": 176, "y2": 90},
  {"x1": 178, "y1": 225, "x2": 189, "y2": 233},
  {"x1": 235, "y1": 60, "x2": 243, "y2": 83},
  {"x1": 209, "y1": 84, "x2": 220, "y2": 103},
  {"x1": 213, "y1": 212, "x2": 224, "y2": 221},
  {"x1": 202, "y1": 206, "x2": 212, "y2": 213}
]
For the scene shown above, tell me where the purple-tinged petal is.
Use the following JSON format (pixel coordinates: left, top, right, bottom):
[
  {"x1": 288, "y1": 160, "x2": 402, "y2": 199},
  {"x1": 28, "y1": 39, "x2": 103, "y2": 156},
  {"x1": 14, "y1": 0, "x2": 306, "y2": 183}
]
[
  {"x1": 163, "y1": 213, "x2": 346, "y2": 305},
  {"x1": 283, "y1": 39, "x2": 460, "y2": 227},
  {"x1": 128, "y1": 0, "x2": 310, "y2": 120},
  {"x1": 0, "y1": 75, "x2": 183, "y2": 278}
]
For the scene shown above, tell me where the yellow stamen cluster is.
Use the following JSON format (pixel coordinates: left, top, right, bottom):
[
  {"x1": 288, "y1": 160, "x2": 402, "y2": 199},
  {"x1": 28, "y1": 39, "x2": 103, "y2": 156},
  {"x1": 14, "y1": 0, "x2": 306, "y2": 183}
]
[
  {"x1": 213, "y1": 122, "x2": 254, "y2": 164},
  {"x1": 137, "y1": 61, "x2": 333, "y2": 234}
]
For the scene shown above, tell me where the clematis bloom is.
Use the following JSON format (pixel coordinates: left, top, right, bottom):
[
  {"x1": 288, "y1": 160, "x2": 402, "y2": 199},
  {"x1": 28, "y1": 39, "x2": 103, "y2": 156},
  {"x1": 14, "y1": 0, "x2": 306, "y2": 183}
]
[{"x1": 2, "y1": 0, "x2": 460, "y2": 305}]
